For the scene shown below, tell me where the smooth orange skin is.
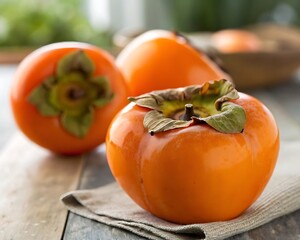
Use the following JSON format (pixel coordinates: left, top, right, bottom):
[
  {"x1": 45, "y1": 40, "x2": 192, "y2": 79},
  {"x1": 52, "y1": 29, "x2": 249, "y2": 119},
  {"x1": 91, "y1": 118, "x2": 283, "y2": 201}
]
[
  {"x1": 11, "y1": 42, "x2": 128, "y2": 155},
  {"x1": 117, "y1": 30, "x2": 230, "y2": 96},
  {"x1": 106, "y1": 93, "x2": 279, "y2": 224},
  {"x1": 211, "y1": 29, "x2": 262, "y2": 53}
]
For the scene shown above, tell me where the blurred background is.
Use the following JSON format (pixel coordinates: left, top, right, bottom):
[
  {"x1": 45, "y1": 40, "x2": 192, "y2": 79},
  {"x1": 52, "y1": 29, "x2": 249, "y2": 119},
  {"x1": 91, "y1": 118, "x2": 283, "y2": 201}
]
[
  {"x1": 0, "y1": 0, "x2": 300, "y2": 52},
  {"x1": 1, "y1": 0, "x2": 300, "y2": 147}
]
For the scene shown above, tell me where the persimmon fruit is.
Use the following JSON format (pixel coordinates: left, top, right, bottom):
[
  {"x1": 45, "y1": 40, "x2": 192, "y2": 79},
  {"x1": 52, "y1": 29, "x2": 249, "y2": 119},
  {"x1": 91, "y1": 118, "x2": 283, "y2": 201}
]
[
  {"x1": 106, "y1": 80, "x2": 279, "y2": 224},
  {"x1": 117, "y1": 30, "x2": 230, "y2": 96},
  {"x1": 11, "y1": 42, "x2": 127, "y2": 155},
  {"x1": 211, "y1": 29, "x2": 262, "y2": 53}
]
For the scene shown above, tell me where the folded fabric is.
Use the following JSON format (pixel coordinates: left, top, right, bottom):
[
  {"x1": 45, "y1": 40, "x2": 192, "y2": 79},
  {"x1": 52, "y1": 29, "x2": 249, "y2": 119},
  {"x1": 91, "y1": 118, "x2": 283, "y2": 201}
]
[{"x1": 61, "y1": 141, "x2": 300, "y2": 240}]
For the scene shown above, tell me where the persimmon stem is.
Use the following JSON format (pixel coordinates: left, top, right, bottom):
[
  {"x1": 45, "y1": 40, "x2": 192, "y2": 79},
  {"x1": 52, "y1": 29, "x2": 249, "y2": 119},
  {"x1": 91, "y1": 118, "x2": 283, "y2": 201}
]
[
  {"x1": 181, "y1": 104, "x2": 199, "y2": 121},
  {"x1": 68, "y1": 88, "x2": 86, "y2": 100},
  {"x1": 173, "y1": 31, "x2": 190, "y2": 44}
]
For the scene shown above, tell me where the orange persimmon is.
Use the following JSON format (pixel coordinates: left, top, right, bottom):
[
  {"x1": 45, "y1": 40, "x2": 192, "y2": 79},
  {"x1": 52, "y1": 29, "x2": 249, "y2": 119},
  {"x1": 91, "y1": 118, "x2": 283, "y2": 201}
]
[
  {"x1": 11, "y1": 42, "x2": 127, "y2": 155},
  {"x1": 211, "y1": 29, "x2": 262, "y2": 53},
  {"x1": 117, "y1": 30, "x2": 230, "y2": 96},
  {"x1": 106, "y1": 80, "x2": 279, "y2": 224}
]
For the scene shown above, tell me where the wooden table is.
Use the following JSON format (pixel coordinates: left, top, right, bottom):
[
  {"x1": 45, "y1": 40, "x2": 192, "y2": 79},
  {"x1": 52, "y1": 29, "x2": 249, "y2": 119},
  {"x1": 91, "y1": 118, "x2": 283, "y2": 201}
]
[{"x1": 1, "y1": 65, "x2": 300, "y2": 240}]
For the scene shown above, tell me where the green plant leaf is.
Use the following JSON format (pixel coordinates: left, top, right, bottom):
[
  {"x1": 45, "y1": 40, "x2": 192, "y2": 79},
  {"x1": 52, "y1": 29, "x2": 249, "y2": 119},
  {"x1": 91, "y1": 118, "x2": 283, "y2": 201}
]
[
  {"x1": 61, "y1": 109, "x2": 94, "y2": 138},
  {"x1": 27, "y1": 84, "x2": 60, "y2": 116},
  {"x1": 57, "y1": 50, "x2": 95, "y2": 79}
]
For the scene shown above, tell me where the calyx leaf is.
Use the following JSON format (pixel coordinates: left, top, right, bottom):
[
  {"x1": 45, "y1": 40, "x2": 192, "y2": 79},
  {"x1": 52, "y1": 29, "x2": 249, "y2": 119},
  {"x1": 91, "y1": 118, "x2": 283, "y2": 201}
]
[
  {"x1": 57, "y1": 50, "x2": 95, "y2": 78},
  {"x1": 144, "y1": 111, "x2": 191, "y2": 135},
  {"x1": 91, "y1": 76, "x2": 115, "y2": 107},
  {"x1": 28, "y1": 77, "x2": 60, "y2": 116},
  {"x1": 194, "y1": 102, "x2": 246, "y2": 133},
  {"x1": 130, "y1": 79, "x2": 246, "y2": 134},
  {"x1": 61, "y1": 109, "x2": 94, "y2": 138}
]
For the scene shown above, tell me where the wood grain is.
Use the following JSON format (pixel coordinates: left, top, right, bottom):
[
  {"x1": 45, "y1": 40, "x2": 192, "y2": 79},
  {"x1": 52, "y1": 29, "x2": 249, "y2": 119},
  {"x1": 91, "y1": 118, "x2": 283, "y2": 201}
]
[{"x1": 0, "y1": 133, "x2": 84, "y2": 240}]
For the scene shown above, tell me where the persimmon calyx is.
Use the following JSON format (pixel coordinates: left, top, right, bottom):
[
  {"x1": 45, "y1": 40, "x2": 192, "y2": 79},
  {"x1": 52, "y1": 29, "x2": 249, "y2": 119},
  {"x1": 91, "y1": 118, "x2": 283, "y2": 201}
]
[
  {"x1": 28, "y1": 50, "x2": 114, "y2": 138},
  {"x1": 129, "y1": 79, "x2": 246, "y2": 135}
]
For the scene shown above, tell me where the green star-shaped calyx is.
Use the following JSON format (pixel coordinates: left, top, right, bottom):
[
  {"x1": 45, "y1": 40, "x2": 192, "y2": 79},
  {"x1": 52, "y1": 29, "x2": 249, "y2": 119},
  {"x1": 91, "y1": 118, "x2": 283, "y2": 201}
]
[{"x1": 28, "y1": 50, "x2": 114, "y2": 138}]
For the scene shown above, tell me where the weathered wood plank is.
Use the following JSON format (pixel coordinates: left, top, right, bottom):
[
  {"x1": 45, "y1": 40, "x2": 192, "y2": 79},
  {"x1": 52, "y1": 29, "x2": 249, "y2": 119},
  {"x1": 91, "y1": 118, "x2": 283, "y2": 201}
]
[
  {"x1": 63, "y1": 145, "x2": 144, "y2": 240},
  {"x1": 0, "y1": 133, "x2": 84, "y2": 240}
]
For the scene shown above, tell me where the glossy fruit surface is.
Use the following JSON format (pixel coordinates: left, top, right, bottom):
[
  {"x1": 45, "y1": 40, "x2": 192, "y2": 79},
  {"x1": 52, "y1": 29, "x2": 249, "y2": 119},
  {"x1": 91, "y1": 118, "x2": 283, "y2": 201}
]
[
  {"x1": 11, "y1": 42, "x2": 127, "y2": 155},
  {"x1": 117, "y1": 30, "x2": 230, "y2": 96},
  {"x1": 106, "y1": 81, "x2": 279, "y2": 224},
  {"x1": 211, "y1": 29, "x2": 262, "y2": 53}
]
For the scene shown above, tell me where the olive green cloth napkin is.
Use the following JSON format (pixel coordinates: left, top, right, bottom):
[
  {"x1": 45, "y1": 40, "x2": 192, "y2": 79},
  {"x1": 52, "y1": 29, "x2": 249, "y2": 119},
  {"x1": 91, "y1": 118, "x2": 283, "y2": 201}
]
[{"x1": 61, "y1": 142, "x2": 300, "y2": 240}]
